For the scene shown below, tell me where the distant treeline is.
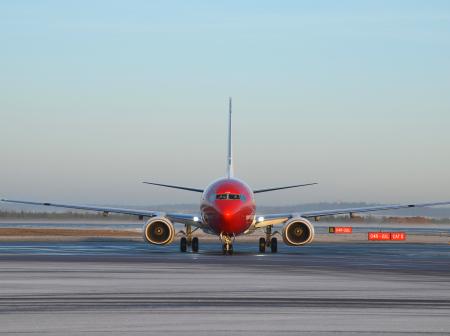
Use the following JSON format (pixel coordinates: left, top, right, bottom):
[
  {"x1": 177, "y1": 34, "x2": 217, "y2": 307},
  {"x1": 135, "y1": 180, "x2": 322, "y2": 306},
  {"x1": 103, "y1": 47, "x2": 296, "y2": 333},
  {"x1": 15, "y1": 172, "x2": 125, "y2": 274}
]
[
  {"x1": 1, "y1": 211, "x2": 449, "y2": 224},
  {"x1": 0, "y1": 211, "x2": 136, "y2": 220},
  {"x1": 318, "y1": 215, "x2": 450, "y2": 224}
]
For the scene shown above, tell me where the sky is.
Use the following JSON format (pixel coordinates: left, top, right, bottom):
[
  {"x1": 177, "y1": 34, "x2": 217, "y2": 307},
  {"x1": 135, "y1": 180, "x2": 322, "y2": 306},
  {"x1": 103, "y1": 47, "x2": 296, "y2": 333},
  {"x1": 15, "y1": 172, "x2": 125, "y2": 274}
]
[{"x1": 1, "y1": 0, "x2": 449, "y2": 207}]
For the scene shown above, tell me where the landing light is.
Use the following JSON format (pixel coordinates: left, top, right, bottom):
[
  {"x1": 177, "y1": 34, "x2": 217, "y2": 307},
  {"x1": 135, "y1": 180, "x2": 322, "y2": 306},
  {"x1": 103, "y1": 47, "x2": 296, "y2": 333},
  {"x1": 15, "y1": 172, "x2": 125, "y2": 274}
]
[
  {"x1": 258, "y1": 216, "x2": 265, "y2": 223},
  {"x1": 193, "y1": 216, "x2": 200, "y2": 222}
]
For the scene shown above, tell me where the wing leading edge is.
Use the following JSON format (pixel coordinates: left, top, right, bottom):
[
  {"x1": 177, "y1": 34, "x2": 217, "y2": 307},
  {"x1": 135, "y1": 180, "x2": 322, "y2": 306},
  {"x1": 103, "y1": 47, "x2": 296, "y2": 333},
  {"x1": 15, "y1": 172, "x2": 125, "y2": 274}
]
[
  {"x1": 253, "y1": 183, "x2": 318, "y2": 194},
  {"x1": 1, "y1": 198, "x2": 205, "y2": 228},
  {"x1": 142, "y1": 182, "x2": 204, "y2": 193},
  {"x1": 254, "y1": 201, "x2": 450, "y2": 228}
]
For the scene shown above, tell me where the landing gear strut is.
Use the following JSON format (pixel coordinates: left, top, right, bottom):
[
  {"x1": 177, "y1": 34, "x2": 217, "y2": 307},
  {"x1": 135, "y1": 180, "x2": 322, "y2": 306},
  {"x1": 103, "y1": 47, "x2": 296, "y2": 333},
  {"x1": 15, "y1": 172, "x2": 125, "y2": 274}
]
[
  {"x1": 180, "y1": 224, "x2": 200, "y2": 253},
  {"x1": 259, "y1": 226, "x2": 278, "y2": 253},
  {"x1": 221, "y1": 234, "x2": 234, "y2": 255}
]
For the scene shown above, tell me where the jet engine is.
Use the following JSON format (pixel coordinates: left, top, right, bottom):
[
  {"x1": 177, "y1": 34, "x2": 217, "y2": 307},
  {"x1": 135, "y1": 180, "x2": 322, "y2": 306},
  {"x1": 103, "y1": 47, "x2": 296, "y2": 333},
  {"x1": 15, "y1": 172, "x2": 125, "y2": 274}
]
[
  {"x1": 143, "y1": 216, "x2": 175, "y2": 245},
  {"x1": 282, "y1": 217, "x2": 315, "y2": 246}
]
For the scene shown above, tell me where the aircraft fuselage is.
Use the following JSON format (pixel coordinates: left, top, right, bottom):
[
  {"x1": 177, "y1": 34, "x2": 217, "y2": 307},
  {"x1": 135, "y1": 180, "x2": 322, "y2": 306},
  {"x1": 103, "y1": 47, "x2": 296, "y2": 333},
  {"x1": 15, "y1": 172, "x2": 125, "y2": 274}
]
[{"x1": 201, "y1": 178, "x2": 256, "y2": 236}]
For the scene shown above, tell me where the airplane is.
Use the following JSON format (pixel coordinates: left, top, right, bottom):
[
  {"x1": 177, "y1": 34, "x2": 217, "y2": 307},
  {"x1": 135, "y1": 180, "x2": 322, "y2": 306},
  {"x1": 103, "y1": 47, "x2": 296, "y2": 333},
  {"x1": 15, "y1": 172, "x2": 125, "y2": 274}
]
[{"x1": 2, "y1": 98, "x2": 450, "y2": 255}]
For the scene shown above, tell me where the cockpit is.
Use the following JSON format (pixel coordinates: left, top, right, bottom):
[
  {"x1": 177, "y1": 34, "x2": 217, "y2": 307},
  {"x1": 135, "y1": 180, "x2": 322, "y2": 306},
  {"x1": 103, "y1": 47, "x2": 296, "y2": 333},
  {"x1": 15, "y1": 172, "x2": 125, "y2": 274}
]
[{"x1": 216, "y1": 193, "x2": 241, "y2": 200}]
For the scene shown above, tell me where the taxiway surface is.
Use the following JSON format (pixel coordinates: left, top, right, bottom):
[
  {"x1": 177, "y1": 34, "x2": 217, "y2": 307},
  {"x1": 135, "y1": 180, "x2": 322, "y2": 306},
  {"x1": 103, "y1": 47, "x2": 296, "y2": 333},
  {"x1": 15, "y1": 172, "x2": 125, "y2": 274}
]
[{"x1": 0, "y1": 241, "x2": 449, "y2": 335}]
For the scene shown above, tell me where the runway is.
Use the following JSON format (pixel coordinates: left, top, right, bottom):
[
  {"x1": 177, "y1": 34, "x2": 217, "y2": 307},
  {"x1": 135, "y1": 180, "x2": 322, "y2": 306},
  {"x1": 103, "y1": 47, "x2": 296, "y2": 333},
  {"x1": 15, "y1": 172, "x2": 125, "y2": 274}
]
[{"x1": 0, "y1": 241, "x2": 449, "y2": 335}]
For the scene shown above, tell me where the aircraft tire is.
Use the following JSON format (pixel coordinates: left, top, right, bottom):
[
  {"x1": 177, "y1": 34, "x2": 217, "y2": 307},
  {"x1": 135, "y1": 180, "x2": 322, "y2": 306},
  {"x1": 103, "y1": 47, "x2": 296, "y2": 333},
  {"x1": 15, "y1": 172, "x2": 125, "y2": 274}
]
[
  {"x1": 227, "y1": 245, "x2": 233, "y2": 255},
  {"x1": 259, "y1": 237, "x2": 266, "y2": 253},
  {"x1": 222, "y1": 243, "x2": 233, "y2": 255},
  {"x1": 192, "y1": 237, "x2": 199, "y2": 253},
  {"x1": 180, "y1": 237, "x2": 187, "y2": 252},
  {"x1": 270, "y1": 237, "x2": 278, "y2": 253}
]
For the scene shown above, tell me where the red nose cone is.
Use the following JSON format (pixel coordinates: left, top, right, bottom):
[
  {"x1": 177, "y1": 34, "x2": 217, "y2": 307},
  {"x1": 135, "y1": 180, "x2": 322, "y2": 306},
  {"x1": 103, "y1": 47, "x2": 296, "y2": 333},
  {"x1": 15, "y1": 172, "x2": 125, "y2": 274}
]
[{"x1": 216, "y1": 206, "x2": 249, "y2": 234}]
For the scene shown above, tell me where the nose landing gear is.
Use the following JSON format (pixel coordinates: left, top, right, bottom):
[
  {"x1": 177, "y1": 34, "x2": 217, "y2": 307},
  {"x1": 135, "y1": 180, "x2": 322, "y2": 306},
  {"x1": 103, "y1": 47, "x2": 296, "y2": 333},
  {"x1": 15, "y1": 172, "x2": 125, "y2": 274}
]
[
  {"x1": 220, "y1": 234, "x2": 234, "y2": 255},
  {"x1": 259, "y1": 226, "x2": 278, "y2": 253},
  {"x1": 222, "y1": 243, "x2": 233, "y2": 255}
]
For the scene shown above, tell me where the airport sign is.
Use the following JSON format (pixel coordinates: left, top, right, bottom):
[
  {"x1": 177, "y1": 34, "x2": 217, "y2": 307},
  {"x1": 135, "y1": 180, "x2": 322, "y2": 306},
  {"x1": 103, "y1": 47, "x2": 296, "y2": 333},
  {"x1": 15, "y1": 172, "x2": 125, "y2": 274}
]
[
  {"x1": 328, "y1": 226, "x2": 353, "y2": 234},
  {"x1": 368, "y1": 232, "x2": 407, "y2": 241}
]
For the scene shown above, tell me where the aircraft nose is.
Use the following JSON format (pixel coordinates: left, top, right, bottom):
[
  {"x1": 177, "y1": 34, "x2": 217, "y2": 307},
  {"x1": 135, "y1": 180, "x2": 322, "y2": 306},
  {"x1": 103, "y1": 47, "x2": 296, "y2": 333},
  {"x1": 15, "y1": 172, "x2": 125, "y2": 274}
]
[
  {"x1": 220, "y1": 211, "x2": 234, "y2": 224},
  {"x1": 218, "y1": 212, "x2": 238, "y2": 232},
  {"x1": 215, "y1": 203, "x2": 243, "y2": 219},
  {"x1": 215, "y1": 203, "x2": 249, "y2": 234}
]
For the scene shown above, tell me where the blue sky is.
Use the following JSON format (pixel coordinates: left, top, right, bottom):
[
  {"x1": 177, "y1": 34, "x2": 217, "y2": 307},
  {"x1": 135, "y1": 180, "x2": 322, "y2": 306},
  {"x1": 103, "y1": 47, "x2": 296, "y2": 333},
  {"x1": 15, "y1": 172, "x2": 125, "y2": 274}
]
[{"x1": 1, "y1": 1, "x2": 449, "y2": 206}]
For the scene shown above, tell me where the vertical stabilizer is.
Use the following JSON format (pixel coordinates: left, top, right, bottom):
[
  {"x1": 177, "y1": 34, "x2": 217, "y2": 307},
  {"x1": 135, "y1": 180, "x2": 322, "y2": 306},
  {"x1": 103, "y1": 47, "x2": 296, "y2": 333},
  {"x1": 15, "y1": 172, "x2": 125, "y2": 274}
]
[{"x1": 227, "y1": 97, "x2": 234, "y2": 179}]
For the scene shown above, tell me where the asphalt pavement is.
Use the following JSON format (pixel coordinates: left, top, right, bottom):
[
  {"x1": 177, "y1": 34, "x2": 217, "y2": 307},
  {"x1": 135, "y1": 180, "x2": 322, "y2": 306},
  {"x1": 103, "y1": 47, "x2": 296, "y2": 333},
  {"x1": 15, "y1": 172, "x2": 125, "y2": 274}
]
[{"x1": 0, "y1": 240, "x2": 449, "y2": 335}]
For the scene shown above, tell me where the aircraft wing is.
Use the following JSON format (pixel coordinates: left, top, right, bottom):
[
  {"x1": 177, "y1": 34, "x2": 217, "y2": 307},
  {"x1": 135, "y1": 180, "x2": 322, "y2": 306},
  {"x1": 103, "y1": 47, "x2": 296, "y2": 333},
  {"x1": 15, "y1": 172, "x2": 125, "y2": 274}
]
[
  {"x1": 254, "y1": 201, "x2": 450, "y2": 228},
  {"x1": 1, "y1": 198, "x2": 205, "y2": 228}
]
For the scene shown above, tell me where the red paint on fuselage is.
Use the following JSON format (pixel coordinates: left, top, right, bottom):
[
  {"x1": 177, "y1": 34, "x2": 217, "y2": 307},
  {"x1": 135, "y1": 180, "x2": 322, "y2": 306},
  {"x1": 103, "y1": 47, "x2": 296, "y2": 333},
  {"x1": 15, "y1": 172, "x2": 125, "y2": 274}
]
[{"x1": 201, "y1": 178, "x2": 255, "y2": 236}]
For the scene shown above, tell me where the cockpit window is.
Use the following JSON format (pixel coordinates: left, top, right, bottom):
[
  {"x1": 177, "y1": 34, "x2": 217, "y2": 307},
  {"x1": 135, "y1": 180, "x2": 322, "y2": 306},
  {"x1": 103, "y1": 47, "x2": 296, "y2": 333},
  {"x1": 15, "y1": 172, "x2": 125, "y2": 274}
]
[{"x1": 216, "y1": 194, "x2": 241, "y2": 200}]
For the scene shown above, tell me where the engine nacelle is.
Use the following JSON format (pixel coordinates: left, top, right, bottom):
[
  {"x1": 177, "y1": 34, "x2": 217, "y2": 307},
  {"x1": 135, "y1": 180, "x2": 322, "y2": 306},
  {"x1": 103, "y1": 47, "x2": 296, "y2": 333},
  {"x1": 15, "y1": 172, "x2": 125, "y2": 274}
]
[
  {"x1": 143, "y1": 217, "x2": 175, "y2": 245},
  {"x1": 282, "y1": 217, "x2": 315, "y2": 246}
]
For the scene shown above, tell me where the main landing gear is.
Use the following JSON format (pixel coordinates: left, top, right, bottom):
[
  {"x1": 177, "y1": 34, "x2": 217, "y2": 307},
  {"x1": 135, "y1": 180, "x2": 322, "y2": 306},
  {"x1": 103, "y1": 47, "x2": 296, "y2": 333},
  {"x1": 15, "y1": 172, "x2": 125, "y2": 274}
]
[
  {"x1": 259, "y1": 225, "x2": 278, "y2": 253},
  {"x1": 180, "y1": 225, "x2": 199, "y2": 253},
  {"x1": 221, "y1": 234, "x2": 234, "y2": 255}
]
